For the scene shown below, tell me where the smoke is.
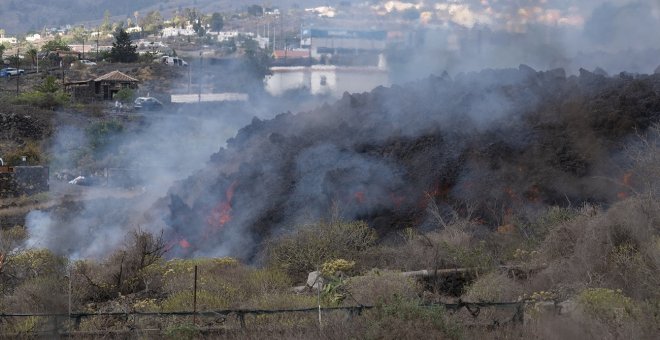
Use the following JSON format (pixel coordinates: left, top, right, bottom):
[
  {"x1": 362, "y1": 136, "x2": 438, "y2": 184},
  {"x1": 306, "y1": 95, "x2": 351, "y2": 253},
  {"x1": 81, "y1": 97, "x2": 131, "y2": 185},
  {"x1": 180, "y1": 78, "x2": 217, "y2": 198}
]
[
  {"x1": 22, "y1": 1, "x2": 660, "y2": 261},
  {"x1": 389, "y1": 0, "x2": 660, "y2": 83},
  {"x1": 155, "y1": 65, "x2": 659, "y2": 260},
  {"x1": 24, "y1": 103, "x2": 270, "y2": 258}
]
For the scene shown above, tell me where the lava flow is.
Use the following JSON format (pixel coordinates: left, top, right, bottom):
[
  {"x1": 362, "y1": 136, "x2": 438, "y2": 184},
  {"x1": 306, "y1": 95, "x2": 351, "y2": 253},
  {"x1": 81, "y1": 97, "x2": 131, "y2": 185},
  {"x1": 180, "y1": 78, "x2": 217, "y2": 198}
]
[{"x1": 207, "y1": 181, "x2": 238, "y2": 230}]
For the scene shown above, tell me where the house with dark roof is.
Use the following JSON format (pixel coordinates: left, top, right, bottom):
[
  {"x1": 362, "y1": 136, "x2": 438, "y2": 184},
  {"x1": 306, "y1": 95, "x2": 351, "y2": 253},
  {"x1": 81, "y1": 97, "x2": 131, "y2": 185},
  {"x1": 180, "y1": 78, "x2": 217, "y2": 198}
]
[{"x1": 65, "y1": 70, "x2": 139, "y2": 101}]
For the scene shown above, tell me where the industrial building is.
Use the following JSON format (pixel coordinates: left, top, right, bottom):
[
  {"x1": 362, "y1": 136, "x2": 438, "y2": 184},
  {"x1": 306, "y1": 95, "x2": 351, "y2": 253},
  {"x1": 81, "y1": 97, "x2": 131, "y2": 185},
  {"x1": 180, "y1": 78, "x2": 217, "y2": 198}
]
[{"x1": 301, "y1": 28, "x2": 387, "y2": 59}]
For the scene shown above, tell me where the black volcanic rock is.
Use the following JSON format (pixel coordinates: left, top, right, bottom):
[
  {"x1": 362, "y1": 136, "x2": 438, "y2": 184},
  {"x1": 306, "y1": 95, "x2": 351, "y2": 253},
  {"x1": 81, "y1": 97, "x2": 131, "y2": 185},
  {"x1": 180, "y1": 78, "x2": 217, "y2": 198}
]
[{"x1": 156, "y1": 68, "x2": 660, "y2": 259}]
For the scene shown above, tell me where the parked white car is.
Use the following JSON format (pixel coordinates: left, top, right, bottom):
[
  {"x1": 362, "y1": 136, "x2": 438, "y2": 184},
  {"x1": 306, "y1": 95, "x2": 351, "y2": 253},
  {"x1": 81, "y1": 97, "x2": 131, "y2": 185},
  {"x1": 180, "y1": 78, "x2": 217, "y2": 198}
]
[
  {"x1": 2, "y1": 67, "x2": 25, "y2": 76},
  {"x1": 71, "y1": 60, "x2": 97, "y2": 67},
  {"x1": 158, "y1": 56, "x2": 188, "y2": 66}
]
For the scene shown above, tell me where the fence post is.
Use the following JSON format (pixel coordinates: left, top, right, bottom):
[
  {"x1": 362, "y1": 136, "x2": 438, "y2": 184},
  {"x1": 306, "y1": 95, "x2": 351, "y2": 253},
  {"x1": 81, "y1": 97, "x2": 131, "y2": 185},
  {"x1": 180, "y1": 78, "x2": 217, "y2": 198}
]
[
  {"x1": 193, "y1": 265, "x2": 198, "y2": 325},
  {"x1": 237, "y1": 312, "x2": 246, "y2": 328},
  {"x1": 514, "y1": 302, "x2": 525, "y2": 324},
  {"x1": 51, "y1": 315, "x2": 58, "y2": 336}
]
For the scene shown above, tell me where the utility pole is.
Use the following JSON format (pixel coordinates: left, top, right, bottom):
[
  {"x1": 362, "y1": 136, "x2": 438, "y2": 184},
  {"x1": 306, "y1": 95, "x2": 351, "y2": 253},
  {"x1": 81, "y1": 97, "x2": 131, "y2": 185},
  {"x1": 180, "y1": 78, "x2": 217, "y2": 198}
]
[
  {"x1": 79, "y1": 25, "x2": 86, "y2": 60},
  {"x1": 16, "y1": 47, "x2": 19, "y2": 96},
  {"x1": 96, "y1": 26, "x2": 100, "y2": 61},
  {"x1": 198, "y1": 51, "x2": 202, "y2": 103}
]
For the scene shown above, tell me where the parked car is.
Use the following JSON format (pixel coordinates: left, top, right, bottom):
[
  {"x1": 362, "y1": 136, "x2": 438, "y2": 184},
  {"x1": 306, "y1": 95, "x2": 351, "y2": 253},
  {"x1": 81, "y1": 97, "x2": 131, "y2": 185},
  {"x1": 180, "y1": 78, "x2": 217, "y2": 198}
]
[
  {"x1": 71, "y1": 59, "x2": 97, "y2": 67},
  {"x1": 134, "y1": 97, "x2": 163, "y2": 111},
  {"x1": 1, "y1": 67, "x2": 25, "y2": 76},
  {"x1": 157, "y1": 56, "x2": 188, "y2": 66}
]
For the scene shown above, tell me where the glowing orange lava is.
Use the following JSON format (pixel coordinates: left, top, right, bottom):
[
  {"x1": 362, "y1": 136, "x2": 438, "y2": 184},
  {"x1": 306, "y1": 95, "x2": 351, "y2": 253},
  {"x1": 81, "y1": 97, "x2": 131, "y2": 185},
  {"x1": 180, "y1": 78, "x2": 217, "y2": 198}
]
[
  {"x1": 354, "y1": 191, "x2": 366, "y2": 204},
  {"x1": 179, "y1": 239, "x2": 191, "y2": 249},
  {"x1": 617, "y1": 172, "x2": 633, "y2": 200},
  {"x1": 207, "y1": 181, "x2": 238, "y2": 229}
]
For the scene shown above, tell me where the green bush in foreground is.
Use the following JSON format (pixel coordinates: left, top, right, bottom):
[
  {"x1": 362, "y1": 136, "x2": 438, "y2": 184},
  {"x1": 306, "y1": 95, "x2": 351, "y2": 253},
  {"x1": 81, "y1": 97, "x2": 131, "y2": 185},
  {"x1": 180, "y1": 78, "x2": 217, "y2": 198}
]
[
  {"x1": 267, "y1": 220, "x2": 377, "y2": 280},
  {"x1": 577, "y1": 288, "x2": 638, "y2": 324},
  {"x1": 12, "y1": 76, "x2": 69, "y2": 109}
]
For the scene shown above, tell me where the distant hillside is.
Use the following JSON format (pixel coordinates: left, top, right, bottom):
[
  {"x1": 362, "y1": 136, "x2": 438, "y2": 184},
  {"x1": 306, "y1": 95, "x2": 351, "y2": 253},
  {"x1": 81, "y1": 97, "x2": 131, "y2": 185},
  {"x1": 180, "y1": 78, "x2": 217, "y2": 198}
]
[{"x1": 0, "y1": 0, "x2": 333, "y2": 34}]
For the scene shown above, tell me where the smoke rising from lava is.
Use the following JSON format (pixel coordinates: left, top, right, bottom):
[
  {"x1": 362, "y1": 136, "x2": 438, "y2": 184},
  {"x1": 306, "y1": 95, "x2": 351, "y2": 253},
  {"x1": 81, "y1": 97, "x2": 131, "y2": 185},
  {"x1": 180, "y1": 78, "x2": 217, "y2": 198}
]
[{"x1": 24, "y1": 1, "x2": 660, "y2": 260}]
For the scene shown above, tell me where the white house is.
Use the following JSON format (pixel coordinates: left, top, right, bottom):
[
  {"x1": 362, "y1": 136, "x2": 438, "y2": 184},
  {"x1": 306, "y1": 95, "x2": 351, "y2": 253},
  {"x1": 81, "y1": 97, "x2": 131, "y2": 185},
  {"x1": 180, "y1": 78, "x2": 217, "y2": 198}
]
[
  {"x1": 25, "y1": 34, "x2": 42, "y2": 42},
  {"x1": 254, "y1": 35, "x2": 269, "y2": 49},
  {"x1": 217, "y1": 31, "x2": 240, "y2": 42},
  {"x1": 266, "y1": 64, "x2": 389, "y2": 98},
  {"x1": 305, "y1": 6, "x2": 337, "y2": 18},
  {"x1": 0, "y1": 33, "x2": 17, "y2": 44},
  {"x1": 125, "y1": 26, "x2": 143, "y2": 34},
  {"x1": 161, "y1": 27, "x2": 196, "y2": 38}
]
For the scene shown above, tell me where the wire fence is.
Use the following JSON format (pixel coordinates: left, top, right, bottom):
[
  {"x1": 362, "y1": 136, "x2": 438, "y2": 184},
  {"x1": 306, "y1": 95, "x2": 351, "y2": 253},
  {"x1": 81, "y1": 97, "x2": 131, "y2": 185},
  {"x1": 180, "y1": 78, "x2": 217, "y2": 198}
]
[{"x1": 0, "y1": 300, "x2": 524, "y2": 337}]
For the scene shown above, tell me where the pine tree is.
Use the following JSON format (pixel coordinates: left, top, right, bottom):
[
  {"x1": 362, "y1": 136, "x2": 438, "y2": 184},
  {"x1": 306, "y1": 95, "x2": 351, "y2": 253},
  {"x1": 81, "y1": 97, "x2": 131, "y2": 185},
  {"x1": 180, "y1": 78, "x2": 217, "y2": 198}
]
[{"x1": 109, "y1": 29, "x2": 138, "y2": 63}]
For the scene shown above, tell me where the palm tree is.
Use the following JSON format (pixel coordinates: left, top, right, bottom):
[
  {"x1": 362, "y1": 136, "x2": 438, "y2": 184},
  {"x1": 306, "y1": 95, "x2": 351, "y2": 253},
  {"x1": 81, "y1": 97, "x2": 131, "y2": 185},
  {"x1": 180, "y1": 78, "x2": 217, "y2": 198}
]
[{"x1": 26, "y1": 48, "x2": 38, "y2": 69}]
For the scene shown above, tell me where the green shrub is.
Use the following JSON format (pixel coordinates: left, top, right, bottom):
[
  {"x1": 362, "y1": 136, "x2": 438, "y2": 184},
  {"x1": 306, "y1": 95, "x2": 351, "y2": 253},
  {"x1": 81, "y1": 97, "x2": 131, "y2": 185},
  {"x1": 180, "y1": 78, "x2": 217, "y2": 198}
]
[
  {"x1": 440, "y1": 240, "x2": 495, "y2": 270},
  {"x1": 267, "y1": 220, "x2": 377, "y2": 280},
  {"x1": 161, "y1": 290, "x2": 232, "y2": 312},
  {"x1": 321, "y1": 259, "x2": 356, "y2": 277},
  {"x1": 85, "y1": 120, "x2": 124, "y2": 159},
  {"x1": 3, "y1": 249, "x2": 67, "y2": 284},
  {"x1": 2, "y1": 316, "x2": 42, "y2": 334},
  {"x1": 114, "y1": 88, "x2": 135, "y2": 103},
  {"x1": 2, "y1": 141, "x2": 44, "y2": 165},
  {"x1": 516, "y1": 206, "x2": 577, "y2": 245},
  {"x1": 345, "y1": 270, "x2": 420, "y2": 306},
  {"x1": 365, "y1": 297, "x2": 462, "y2": 340},
  {"x1": 164, "y1": 323, "x2": 200, "y2": 340},
  {"x1": 577, "y1": 288, "x2": 638, "y2": 324},
  {"x1": 245, "y1": 293, "x2": 318, "y2": 310},
  {"x1": 14, "y1": 91, "x2": 68, "y2": 109},
  {"x1": 4, "y1": 276, "x2": 67, "y2": 313},
  {"x1": 0, "y1": 225, "x2": 28, "y2": 255},
  {"x1": 463, "y1": 272, "x2": 522, "y2": 302}
]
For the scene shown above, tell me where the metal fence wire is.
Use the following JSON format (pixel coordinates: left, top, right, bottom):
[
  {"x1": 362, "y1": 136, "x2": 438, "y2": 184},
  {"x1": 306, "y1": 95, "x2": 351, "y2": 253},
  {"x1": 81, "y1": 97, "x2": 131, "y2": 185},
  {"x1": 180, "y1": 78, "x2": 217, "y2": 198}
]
[{"x1": 0, "y1": 300, "x2": 525, "y2": 337}]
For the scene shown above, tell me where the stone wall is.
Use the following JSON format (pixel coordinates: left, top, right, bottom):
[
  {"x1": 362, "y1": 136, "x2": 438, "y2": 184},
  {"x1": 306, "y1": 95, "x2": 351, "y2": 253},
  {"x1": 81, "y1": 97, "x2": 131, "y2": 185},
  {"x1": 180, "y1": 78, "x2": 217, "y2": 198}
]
[
  {"x1": 0, "y1": 213, "x2": 26, "y2": 228},
  {"x1": 0, "y1": 166, "x2": 49, "y2": 198},
  {"x1": 0, "y1": 172, "x2": 17, "y2": 198}
]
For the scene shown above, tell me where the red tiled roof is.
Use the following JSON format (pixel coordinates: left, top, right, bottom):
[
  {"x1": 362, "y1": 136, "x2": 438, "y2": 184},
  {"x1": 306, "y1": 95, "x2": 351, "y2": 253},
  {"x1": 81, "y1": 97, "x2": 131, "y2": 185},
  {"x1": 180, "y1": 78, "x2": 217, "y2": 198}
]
[{"x1": 94, "y1": 70, "x2": 139, "y2": 82}]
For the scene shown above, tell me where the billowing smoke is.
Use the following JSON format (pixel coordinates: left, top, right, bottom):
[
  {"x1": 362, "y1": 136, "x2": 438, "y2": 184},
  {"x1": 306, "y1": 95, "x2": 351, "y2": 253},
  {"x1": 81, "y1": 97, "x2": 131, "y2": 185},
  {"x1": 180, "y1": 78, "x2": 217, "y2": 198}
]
[
  {"x1": 24, "y1": 105, "x2": 263, "y2": 258},
  {"x1": 389, "y1": 0, "x2": 660, "y2": 82},
  {"x1": 156, "y1": 67, "x2": 660, "y2": 260}
]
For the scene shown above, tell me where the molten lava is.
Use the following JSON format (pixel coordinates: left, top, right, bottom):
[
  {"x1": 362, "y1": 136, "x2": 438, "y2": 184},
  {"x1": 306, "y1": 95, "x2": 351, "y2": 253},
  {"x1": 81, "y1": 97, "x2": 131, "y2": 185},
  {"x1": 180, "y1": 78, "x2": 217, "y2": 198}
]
[
  {"x1": 354, "y1": 191, "x2": 366, "y2": 204},
  {"x1": 617, "y1": 172, "x2": 633, "y2": 200},
  {"x1": 389, "y1": 192, "x2": 406, "y2": 209},
  {"x1": 207, "y1": 181, "x2": 238, "y2": 229},
  {"x1": 179, "y1": 239, "x2": 191, "y2": 249}
]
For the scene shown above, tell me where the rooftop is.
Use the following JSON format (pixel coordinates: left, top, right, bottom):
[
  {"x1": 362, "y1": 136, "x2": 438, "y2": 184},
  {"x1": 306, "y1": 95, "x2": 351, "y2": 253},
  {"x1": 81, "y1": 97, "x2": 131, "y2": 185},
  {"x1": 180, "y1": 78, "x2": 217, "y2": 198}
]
[{"x1": 94, "y1": 70, "x2": 139, "y2": 83}]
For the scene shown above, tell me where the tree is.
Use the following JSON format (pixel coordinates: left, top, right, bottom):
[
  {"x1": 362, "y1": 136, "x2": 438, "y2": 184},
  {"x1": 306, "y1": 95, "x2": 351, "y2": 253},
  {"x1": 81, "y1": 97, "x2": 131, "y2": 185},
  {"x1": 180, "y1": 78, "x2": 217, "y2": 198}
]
[
  {"x1": 0, "y1": 44, "x2": 5, "y2": 61},
  {"x1": 41, "y1": 38, "x2": 70, "y2": 52},
  {"x1": 248, "y1": 5, "x2": 264, "y2": 17},
  {"x1": 210, "y1": 12, "x2": 224, "y2": 32},
  {"x1": 141, "y1": 10, "x2": 163, "y2": 33},
  {"x1": 109, "y1": 29, "x2": 138, "y2": 63},
  {"x1": 193, "y1": 20, "x2": 205, "y2": 37},
  {"x1": 26, "y1": 48, "x2": 37, "y2": 66},
  {"x1": 13, "y1": 76, "x2": 69, "y2": 109},
  {"x1": 101, "y1": 10, "x2": 112, "y2": 32},
  {"x1": 244, "y1": 38, "x2": 272, "y2": 79},
  {"x1": 114, "y1": 88, "x2": 134, "y2": 104}
]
